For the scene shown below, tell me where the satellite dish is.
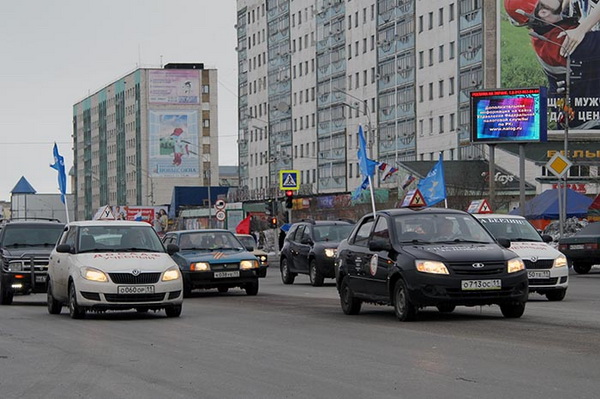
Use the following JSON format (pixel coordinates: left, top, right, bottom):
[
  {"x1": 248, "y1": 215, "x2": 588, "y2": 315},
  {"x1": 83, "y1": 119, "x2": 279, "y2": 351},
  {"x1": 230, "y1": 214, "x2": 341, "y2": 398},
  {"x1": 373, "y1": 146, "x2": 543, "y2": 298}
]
[{"x1": 276, "y1": 102, "x2": 290, "y2": 112}]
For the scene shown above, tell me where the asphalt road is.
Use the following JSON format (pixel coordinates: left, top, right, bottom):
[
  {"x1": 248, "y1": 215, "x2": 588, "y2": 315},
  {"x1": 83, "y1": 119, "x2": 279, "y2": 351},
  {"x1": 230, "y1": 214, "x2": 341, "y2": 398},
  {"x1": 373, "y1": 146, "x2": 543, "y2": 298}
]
[{"x1": 1, "y1": 264, "x2": 600, "y2": 399}]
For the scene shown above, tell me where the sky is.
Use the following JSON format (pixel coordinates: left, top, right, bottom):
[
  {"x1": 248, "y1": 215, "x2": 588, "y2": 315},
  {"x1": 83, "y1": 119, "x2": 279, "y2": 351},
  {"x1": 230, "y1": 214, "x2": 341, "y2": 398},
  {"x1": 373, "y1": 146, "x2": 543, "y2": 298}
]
[{"x1": 0, "y1": 0, "x2": 238, "y2": 201}]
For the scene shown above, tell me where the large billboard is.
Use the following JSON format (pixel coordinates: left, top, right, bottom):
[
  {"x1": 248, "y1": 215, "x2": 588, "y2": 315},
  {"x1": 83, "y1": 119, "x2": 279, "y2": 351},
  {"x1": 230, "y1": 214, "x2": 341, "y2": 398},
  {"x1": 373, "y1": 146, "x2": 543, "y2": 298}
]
[
  {"x1": 501, "y1": 2, "x2": 600, "y2": 130},
  {"x1": 148, "y1": 110, "x2": 199, "y2": 177},
  {"x1": 148, "y1": 70, "x2": 200, "y2": 104}
]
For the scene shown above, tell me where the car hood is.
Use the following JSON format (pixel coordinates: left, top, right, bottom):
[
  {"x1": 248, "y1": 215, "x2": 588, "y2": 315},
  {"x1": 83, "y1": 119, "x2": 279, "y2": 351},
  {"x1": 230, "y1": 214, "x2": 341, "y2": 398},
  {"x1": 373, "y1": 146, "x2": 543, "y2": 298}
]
[
  {"x1": 71, "y1": 252, "x2": 177, "y2": 272},
  {"x1": 252, "y1": 249, "x2": 268, "y2": 256},
  {"x1": 2, "y1": 246, "x2": 54, "y2": 258},
  {"x1": 315, "y1": 241, "x2": 342, "y2": 249},
  {"x1": 507, "y1": 241, "x2": 563, "y2": 260},
  {"x1": 176, "y1": 249, "x2": 257, "y2": 262},
  {"x1": 401, "y1": 243, "x2": 514, "y2": 262}
]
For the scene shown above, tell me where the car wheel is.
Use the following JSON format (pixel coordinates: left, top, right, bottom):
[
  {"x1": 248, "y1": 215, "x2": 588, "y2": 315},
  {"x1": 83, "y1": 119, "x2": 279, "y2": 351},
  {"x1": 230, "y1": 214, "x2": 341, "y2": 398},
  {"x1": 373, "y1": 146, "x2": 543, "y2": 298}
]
[
  {"x1": 546, "y1": 289, "x2": 567, "y2": 302},
  {"x1": 68, "y1": 282, "x2": 86, "y2": 319},
  {"x1": 217, "y1": 287, "x2": 229, "y2": 293},
  {"x1": 280, "y1": 258, "x2": 296, "y2": 285},
  {"x1": 573, "y1": 262, "x2": 592, "y2": 274},
  {"x1": 245, "y1": 280, "x2": 259, "y2": 296},
  {"x1": 393, "y1": 280, "x2": 416, "y2": 321},
  {"x1": 0, "y1": 278, "x2": 14, "y2": 305},
  {"x1": 309, "y1": 260, "x2": 325, "y2": 287},
  {"x1": 436, "y1": 304, "x2": 456, "y2": 313},
  {"x1": 165, "y1": 305, "x2": 182, "y2": 318},
  {"x1": 340, "y1": 276, "x2": 361, "y2": 315},
  {"x1": 47, "y1": 280, "x2": 62, "y2": 315},
  {"x1": 500, "y1": 301, "x2": 526, "y2": 318}
]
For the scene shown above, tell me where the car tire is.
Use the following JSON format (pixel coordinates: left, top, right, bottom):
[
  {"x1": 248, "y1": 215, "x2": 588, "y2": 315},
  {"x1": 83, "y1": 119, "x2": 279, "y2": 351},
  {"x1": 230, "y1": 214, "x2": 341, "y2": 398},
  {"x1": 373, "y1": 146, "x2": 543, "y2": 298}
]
[
  {"x1": 546, "y1": 289, "x2": 567, "y2": 302},
  {"x1": 68, "y1": 282, "x2": 86, "y2": 319},
  {"x1": 393, "y1": 280, "x2": 416, "y2": 322},
  {"x1": 280, "y1": 258, "x2": 296, "y2": 285},
  {"x1": 573, "y1": 262, "x2": 592, "y2": 274},
  {"x1": 309, "y1": 260, "x2": 324, "y2": 287},
  {"x1": 245, "y1": 280, "x2": 259, "y2": 296},
  {"x1": 340, "y1": 276, "x2": 361, "y2": 315},
  {"x1": 47, "y1": 280, "x2": 62, "y2": 315},
  {"x1": 217, "y1": 287, "x2": 229, "y2": 293},
  {"x1": 0, "y1": 278, "x2": 14, "y2": 305},
  {"x1": 436, "y1": 304, "x2": 456, "y2": 313},
  {"x1": 500, "y1": 301, "x2": 526, "y2": 318},
  {"x1": 165, "y1": 305, "x2": 182, "y2": 318}
]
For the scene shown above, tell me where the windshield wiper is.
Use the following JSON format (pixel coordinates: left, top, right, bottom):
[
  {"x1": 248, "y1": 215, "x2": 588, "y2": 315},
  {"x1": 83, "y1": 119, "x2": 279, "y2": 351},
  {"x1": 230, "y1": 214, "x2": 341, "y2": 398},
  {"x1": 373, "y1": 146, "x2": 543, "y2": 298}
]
[
  {"x1": 120, "y1": 247, "x2": 160, "y2": 252},
  {"x1": 510, "y1": 238, "x2": 540, "y2": 242},
  {"x1": 435, "y1": 239, "x2": 490, "y2": 244},
  {"x1": 398, "y1": 239, "x2": 432, "y2": 245}
]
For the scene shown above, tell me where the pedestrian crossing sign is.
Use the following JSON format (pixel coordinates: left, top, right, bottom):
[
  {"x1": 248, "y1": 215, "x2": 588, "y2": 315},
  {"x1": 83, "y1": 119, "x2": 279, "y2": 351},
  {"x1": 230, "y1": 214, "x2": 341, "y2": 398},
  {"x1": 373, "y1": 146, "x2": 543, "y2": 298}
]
[{"x1": 279, "y1": 170, "x2": 300, "y2": 190}]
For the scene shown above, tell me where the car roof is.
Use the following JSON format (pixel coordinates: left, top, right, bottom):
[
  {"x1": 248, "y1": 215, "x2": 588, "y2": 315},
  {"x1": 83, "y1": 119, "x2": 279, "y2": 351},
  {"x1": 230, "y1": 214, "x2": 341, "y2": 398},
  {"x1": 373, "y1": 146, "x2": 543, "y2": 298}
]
[
  {"x1": 4, "y1": 219, "x2": 63, "y2": 225},
  {"x1": 375, "y1": 208, "x2": 471, "y2": 217},
  {"x1": 170, "y1": 229, "x2": 232, "y2": 234},
  {"x1": 473, "y1": 213, "x2": 526, "y2": 220},
  {"x1": 66, "y1": 220, "x2": 153, "y2": 227},
  {"x1": 294, "y1": 220, "x2": 353, "y2": 226}
]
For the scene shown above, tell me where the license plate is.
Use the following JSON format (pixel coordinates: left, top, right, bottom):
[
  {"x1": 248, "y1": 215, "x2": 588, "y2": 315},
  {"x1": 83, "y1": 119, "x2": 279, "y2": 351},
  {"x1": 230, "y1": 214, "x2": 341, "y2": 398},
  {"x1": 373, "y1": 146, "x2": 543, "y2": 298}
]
[
  {"x1": 528, "y1": 270, "x2": 550, "y2": 279},
  {"x1": 570, "y1": 244, "x2": 584, "y2": 250},
  {"x1": 461, "y1": 279, "x2": 501, "y2": 291},
  {"x1": 117, "y1": 285, "x2": 155, "y2": 294},
  {"x1": 214, "y1": 271, "x2": 240, "y2": 278},
  {"x1": 35, "y1": 276, "x2": 46, "y2": 283}
]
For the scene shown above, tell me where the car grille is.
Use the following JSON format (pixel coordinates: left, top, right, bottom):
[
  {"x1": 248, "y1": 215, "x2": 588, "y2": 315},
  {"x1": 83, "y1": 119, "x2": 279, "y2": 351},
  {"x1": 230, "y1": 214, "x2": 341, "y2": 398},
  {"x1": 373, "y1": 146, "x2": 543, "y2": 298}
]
[
  {"x1": 5, "y1": 256, "x2": 49, "y2": 272},
  {"x1": 445, "y1": 288, "x2": 516, "y2": 298},
  {"x1": 529, "y1": 277, "x2": 559, "y2": 286},
  {"x1": 104, "y1": 293, "x2": 166, "y2": 302},
  {"x1": 211, "y1": 263, "x2": 239, "y2": 272},
  {"x1": 108, "y1": 273, "x2": 161, "y2": 284},
  {"x1": 523, "y1": 259, "x2": 554, "y2": 270},
  {"x1": 447, "y1": 261, "x2": 506, "y2": 276}
]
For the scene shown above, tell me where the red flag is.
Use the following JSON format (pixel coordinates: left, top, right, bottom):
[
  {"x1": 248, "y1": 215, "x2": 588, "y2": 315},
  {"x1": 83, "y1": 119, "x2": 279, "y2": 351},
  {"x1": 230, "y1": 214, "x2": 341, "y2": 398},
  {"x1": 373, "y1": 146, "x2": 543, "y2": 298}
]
[{"x1": 236, "y1": 215, "x2": 251, "y2": 234}]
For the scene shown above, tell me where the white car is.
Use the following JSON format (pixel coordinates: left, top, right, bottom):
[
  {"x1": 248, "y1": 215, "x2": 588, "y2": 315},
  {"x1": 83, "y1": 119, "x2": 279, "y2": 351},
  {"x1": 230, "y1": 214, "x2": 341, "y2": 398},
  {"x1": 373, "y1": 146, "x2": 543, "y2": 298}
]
[
  {"x1": 475, "y1": 214, "x2": 568, "y2": 301},
  {"x1": 47, "y1": 220, "x2": 183, "y2": 318}
]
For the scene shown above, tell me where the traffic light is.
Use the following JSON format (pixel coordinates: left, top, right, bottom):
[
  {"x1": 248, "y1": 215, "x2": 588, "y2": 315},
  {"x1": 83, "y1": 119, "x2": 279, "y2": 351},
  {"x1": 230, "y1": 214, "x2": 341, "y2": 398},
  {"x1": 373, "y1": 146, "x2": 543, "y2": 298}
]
[
  {"x1": 269, "y1": 217, "x2": 278, "y2": 228},
  {"x1": 265, "y1": 200, "x2": 273, "y2": 215},
  {"x1": 285, "y1": 190, "x2": 294, "y2": 209}
]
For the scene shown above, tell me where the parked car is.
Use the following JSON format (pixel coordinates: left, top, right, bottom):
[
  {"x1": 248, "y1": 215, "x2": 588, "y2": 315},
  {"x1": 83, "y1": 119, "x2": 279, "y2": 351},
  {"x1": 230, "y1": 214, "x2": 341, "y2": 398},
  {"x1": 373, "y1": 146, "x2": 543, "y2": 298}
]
[
  {"x1": 162, "y1": 229, "x2": 264, "y2": 296},
  {"x1": 474, "y1": 214, "x2": 568, "y2": 301},
  {"x1": 335, "y1": 208, "x2": 529, "y2": 321},
  {"x1": 0, "y1": 218, "x2": 64, "y2": 305},
  {"x1": 558, "y1": 222, "x2": 600, "y2": 274},
  {"x1": 235, "y1": 234, "x2": 269, "y2": 272},
  {"x1": 280, "y1": 219, "x2": 355, "y2": 286},
  {"x1": 47, "y1": 220, "x2": 183, "y2": 319}
]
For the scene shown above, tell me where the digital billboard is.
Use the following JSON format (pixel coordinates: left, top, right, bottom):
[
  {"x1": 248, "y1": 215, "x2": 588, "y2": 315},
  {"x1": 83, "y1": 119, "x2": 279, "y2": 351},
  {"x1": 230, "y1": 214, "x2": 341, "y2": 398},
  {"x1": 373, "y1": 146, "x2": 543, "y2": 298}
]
[{"x1": 470, "y1": 87, "x2": 547, "y2": 143}]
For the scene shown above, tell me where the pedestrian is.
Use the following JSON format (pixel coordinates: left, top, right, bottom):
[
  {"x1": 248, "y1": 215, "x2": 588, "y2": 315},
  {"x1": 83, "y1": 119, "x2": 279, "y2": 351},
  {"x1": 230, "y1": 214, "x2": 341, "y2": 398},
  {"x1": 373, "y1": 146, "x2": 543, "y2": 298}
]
[{"x1": 158, "y1": 209, "x2": 169, "y2": 232}]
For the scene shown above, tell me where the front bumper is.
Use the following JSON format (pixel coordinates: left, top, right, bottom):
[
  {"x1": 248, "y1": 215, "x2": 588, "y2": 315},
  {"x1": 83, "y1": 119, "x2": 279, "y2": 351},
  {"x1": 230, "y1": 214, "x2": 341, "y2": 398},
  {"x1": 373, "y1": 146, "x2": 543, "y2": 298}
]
[
  {"x1": 184, "y1": 268, "x2": 262, "y2": 290},
  {"x1": 314, "y1": 255, "x2": 336, "y2": 278},
  {"x1": 1, "y1": 271, "x2": 47, "y2": 294},
  {"x1": 404, "y1": 270, "x2": 529, "y2": 307},
  {"x1": 526, "y1": 266, "x2": 569, "y2": 293}
]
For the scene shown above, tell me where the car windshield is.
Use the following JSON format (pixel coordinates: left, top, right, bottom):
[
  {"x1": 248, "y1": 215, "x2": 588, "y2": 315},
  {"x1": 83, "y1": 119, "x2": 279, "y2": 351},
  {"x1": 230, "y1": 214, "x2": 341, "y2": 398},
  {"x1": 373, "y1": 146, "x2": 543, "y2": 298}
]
[
  {"x1": 3, "y1": 224, "x2": 64, "y2": 247},
  {"x1": 236, "y1": 235, "x2": 256, "y2": 249},
  {"x1": 78, "y1": 225, "x2": 165, "y2": 253},
  {"x1": 313, "y1": 224, "x2": 354, "y2": 242},
  {"x1": 394, "y1": 213, "x2": 495, "y2": 244},
  {"x1": 179, "y1": 232, "x2": 244, "y2": 250},
  {"x1": 478, "y1": 217, "x2": 542, "y2": 242}
]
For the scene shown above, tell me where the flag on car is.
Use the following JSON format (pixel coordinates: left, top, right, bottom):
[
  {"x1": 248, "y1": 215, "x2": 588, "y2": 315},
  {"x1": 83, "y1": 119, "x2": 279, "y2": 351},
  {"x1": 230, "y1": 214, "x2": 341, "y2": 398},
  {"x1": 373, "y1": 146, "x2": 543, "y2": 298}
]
[
  {"x1": 400, "y1": 174, "x2": 416, "y2": 190},
  {"x1": 236, "y1": 215, "x2": 252, "y2": 235},
  {"x1": 379, "y1": 162, "x2": 398, "y2": 182},
  {"x1": 354, "y1": 125, "x2": 379, "y2": 199},
  {"x1": 50, "y1": 143, "x2": 67, "y2": 204},
  {"x1": 417, "y1": 153, "x2": 446, "y2": 206}
]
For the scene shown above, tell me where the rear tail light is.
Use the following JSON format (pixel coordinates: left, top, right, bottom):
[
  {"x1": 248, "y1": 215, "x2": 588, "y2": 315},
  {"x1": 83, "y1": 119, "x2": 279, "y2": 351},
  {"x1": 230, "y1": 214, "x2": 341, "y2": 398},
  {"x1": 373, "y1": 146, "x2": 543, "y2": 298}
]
[
  {"x1": 558, "y1": 244, "x2": 568, "y2": 251},
  {"x1": 584, "y1": 243, "x2": 599, "y2": 250}
]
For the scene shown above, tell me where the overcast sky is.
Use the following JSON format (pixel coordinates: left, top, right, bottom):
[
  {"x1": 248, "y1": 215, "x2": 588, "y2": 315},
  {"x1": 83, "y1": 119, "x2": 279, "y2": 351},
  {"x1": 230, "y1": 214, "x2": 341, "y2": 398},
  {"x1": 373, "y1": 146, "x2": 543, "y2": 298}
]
[{"x1": 0, "y1": 0, "x2": 238, "y2": 201}]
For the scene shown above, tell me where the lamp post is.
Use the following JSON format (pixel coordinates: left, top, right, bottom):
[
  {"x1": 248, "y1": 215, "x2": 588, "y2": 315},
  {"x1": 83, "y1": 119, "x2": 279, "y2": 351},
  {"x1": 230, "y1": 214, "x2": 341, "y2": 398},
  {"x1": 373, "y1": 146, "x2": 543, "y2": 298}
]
[
  {"x1": 334, "y1": 88, "x2": 374, "y2": 154},
  {"x1": 128, "y1": 162, "x2": 155, "y2": 206}
]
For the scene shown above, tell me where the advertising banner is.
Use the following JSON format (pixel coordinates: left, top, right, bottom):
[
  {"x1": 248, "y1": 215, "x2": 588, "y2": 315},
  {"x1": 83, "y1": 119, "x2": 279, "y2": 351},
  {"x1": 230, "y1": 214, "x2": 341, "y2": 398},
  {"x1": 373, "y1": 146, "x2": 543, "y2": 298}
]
[
  {"x1": 148, "y1": 70, "x2": 200, "y2": 104},
  {"x1": 148, "y1": 110, "x2": 199, "y2": 177}
]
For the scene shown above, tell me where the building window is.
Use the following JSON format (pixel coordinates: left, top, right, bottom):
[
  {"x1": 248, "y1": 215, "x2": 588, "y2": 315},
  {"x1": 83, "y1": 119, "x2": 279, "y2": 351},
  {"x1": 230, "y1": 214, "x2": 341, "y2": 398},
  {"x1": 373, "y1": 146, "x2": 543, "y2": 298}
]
[
  {"x1": 428, "y1": 82, "x2": 433, "y2": 100},
  {"x1": 203, "y1": 119, "x2": 210, "y2": 127},
  {"x1": 450, "y1": 41, "x2": 455, "y2": 59},
  {"x1": 439, "y1": 7, "x2": 444, "y2": 25},
  {"x1": 449, "y1": 77, "x2": 455, "y2": 95},
  {"x1": 450, "y1": 113, "x2": 456, "y2": 131},
  {"x1": 439, "y1": 80, "x2": 444, "y2": 97},
  {"x1": 439, "y1": 115, "x2": 445, "y2": 133},
  {"x1": 428, "y1": 48, "x2": 433, "y2": 66},
  {"x1": 428, "y1": 12, "x2": 433, "y2": 29},
  {"x1": 419, "y1": 85, "x2": 423, "y2": 102},
  {"x1": 439, "y1": 45, "x2": 444, "y2": 62},
  {"x1": 418, "y1": 51, "x2": 424, "y2": 69},
  {"x1": 418, "y1": 15, "x2": 423, "y2": 33}
]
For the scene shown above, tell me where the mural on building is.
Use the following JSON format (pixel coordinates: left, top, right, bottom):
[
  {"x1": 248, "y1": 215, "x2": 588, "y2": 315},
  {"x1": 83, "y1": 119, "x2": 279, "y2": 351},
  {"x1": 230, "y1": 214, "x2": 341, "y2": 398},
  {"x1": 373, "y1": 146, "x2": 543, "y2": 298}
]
[{"x1": 148, "y1": 70, "x2": 200, "y2": 104}]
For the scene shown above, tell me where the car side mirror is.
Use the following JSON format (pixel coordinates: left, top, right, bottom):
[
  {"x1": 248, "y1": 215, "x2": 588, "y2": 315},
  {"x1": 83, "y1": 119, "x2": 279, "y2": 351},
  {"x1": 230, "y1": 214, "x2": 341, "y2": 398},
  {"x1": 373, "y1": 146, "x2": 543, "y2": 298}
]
[
  {"x1": 166, "y1": 243, "x2": 180, "y2": 255},
  {"x1": 369, "y1": 237, "x2": 392, "y2": 252},
  {"x1": 301, "y1": 237, "x2": 312, "y2": 245},
  {"x1": 497, "y1": 238, "x2": 511, "y2": 248},
  {"x1": 245, "y1": 245, "x2": 254, "y2": 252},
  {"x1": 56, "y1": 243, "x2": 73, "y2": 254},
  {"x1": 541, "y1": 234, "x2": 553, "y2": 243}
]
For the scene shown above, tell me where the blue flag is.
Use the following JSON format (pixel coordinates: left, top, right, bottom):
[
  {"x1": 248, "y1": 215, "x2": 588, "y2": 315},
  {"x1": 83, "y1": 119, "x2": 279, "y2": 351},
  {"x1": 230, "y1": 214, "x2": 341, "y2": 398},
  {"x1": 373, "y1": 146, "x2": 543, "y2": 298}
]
[
  {"x1": 50, "y1": 143, "x2": 67, "y2": 204},
  {"x1": 357, "y1": 125, "x2": 378, "y2": 177},
  {"x1": 417, "y1": 153, "x2": 446, "y2": 206}
]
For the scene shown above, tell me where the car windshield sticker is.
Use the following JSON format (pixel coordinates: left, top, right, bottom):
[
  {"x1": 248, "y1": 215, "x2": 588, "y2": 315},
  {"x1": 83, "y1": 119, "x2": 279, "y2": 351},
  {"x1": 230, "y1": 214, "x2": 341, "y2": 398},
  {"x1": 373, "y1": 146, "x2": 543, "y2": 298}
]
[
  {"x1": 92, "y1": 253, "x2": 162, "y2": 260},
  {"x1": 480, "y1": 218, "x2": 527, "y2": 225},
  {"x1": 370, "y1": 254, "x2": 378, "y2": 276}
]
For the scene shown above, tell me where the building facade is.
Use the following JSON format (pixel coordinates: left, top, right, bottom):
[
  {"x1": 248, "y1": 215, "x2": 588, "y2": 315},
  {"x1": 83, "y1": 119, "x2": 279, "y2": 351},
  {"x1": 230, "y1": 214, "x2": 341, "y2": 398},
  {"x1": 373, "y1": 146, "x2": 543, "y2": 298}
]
[{"x1": 73, "y1": 63, "x2": 219, "y2": 220}]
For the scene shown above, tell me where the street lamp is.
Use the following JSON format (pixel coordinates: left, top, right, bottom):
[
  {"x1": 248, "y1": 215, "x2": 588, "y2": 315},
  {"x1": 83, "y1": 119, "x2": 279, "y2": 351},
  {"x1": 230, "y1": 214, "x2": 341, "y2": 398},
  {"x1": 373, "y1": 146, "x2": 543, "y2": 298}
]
[
  {"x1": 333, "y1": 87, "x2": 375, "y2": 153},
  {"x1": 128, "y1": 162, "x2": 155, "y2": 206}
]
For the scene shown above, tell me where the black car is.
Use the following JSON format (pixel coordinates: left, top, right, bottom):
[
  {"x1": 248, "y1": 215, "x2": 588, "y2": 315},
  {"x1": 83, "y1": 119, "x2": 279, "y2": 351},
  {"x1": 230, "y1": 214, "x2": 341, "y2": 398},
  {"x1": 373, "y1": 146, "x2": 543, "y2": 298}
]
[
  {"x1": 280, "y1": 219, "x2": 355, "y2": 286},
  {"x1": 558, "y1": 222, "x2": 600, "y2": 274},
  {"x1": 335, "y1": 208, "x2": 529, "y2": 321},
  {"x1": 0, "y1": 219, "x2": 65, "y2": 304}
]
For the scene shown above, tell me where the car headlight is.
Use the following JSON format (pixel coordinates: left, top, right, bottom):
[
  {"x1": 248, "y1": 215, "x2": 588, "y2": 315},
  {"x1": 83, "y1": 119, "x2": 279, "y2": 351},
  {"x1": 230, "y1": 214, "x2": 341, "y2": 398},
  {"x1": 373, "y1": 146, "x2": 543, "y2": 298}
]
[
  {"x1": 81, "y1": 267, "x2": 108, "y2": 282},
  {"x1": 553, "y1": 254, "x2": 568, "y2": 268},
  {"x1": 415, "y1": 260, "x2": 449, "y2": 275},
  {"x1": 324, "y1": 248, "x2": 337, "y2": 258},
  {"x1": 259, "y1": 255, "x2": 268, "y2": 263},
  {"x1": 507, "y1": 258, "x2": 525, "y2": 273},
  {"x1": 8, "y1": 262, "x2": 23, "y2": 272},
  {"x1": 162, "y1": 266, "x2": 181, "y2": 281},
  {"x1": 191, "y1": 262, "x2": 210, "y2": 271},
  {"x1": 240, "y1": 260, "x2": 259, "y2": 270}
]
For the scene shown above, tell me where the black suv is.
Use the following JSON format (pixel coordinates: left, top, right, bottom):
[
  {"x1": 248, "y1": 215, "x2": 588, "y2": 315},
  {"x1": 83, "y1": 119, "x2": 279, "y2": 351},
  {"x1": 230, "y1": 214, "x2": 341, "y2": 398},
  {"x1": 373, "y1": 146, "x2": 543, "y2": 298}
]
[
  {"x1": 0, "y1": 219, "x2": 64, "y2": 304},
  {"x1": 280, "y1": 219, "x2": 355, "y2": 286},
  {"x1": 335, "y1": 208, "x2": 529, "y2": 321}
]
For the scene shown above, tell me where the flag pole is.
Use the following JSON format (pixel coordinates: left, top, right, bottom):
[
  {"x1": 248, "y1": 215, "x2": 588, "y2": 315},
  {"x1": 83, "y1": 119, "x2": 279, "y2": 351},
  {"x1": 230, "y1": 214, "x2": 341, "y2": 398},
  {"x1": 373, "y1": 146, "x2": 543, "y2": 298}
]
[
  {"x1": 367, "y1": 175, "x2": 377, "y2": 218},
  {"x1": 64, "y1": 196, "x2": 70, "y2": 223}
]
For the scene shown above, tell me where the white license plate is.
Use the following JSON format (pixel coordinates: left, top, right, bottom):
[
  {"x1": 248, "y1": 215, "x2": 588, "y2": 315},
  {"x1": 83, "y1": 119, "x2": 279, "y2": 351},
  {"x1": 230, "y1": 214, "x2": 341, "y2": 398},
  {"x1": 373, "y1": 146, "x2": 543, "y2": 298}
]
[
  {"x1": 461, "y1": 279, "x2": 501, "y2": 291},
  {"x1": 117, "y1": 285, "x2": 155, "y2": 294},
  {"x1": 528, "y1": 270, "x2": 550, "y2": 279},
  {"x1": 570, "y1": 244, "x2": 584, "y2": 250},
  {"x1": 214, "y1": 271, "x2": 240, "y2": 278},
  {"x1": 35, "y1": 276, "x2": 46, "y2": 283}
]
